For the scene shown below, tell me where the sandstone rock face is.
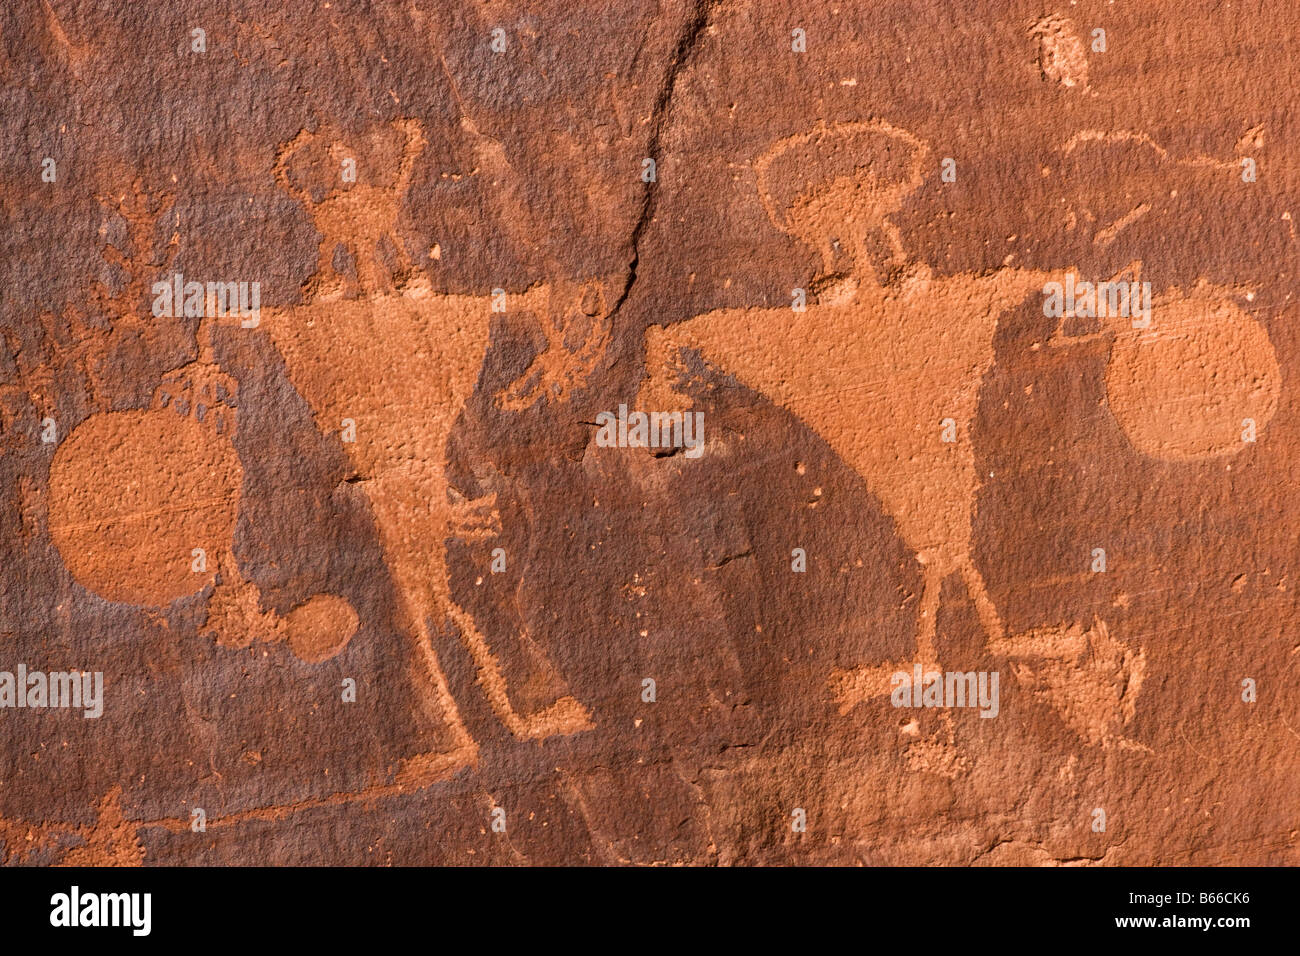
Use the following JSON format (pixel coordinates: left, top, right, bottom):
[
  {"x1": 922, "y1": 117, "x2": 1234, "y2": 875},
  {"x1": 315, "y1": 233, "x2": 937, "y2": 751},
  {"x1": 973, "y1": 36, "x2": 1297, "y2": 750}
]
[{"x1": 0, "y1": 0, "x2": 1296, "y2": 866}]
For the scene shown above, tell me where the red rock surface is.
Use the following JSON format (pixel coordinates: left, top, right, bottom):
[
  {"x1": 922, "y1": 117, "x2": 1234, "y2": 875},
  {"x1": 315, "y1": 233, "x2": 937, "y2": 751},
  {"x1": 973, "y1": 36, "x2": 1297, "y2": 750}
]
[{"x1": 0, "y1": 0, "x2": 1296, "y2": 865}]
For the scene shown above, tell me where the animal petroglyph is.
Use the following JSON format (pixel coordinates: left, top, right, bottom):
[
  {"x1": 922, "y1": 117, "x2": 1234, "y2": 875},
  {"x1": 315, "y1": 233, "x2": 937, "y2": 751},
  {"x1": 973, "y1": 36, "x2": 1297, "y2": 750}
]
[
  {"x1": 1058, "y1": 130, "x2": 1241, "y2": 247},
  {"x1": 266, "y1": 121, "x2": 603, "y2": 776},
  {"x1": 639, "y1": 121, "x2": 1144, "y2": 747},
  {"x1": 1, "y1": 175, "x2": 179, "y2": 418}
]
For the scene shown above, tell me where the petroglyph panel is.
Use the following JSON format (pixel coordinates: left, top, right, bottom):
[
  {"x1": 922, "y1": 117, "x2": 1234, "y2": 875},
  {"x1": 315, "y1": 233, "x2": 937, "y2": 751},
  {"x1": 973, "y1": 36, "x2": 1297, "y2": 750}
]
[{"x1": 1, "y1": 0, "x2": 1297, "y2": 866}]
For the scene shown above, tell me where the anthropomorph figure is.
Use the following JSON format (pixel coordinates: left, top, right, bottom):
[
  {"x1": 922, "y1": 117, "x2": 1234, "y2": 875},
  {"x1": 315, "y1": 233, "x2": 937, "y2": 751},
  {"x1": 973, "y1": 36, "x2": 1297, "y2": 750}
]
[{"x1": 639, "y1": 122, "x2": 1143, "y2": 743}]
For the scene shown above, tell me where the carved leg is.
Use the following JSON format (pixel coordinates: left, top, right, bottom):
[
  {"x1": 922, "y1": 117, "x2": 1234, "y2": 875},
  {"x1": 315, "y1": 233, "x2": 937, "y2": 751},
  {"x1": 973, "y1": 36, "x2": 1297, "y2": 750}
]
[
  {"x1": 960, "y1": 558, "x2": 1007, "y2": 652},
  {"x1": 830, "y1": 562, "x2": 945, "y2": 715},
  {"x1": 442, "y1": 490, "x2": 593, "y2": 739},
  {"x1": 446, "y1": 604, "x2": 593, "y2": 740}
]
